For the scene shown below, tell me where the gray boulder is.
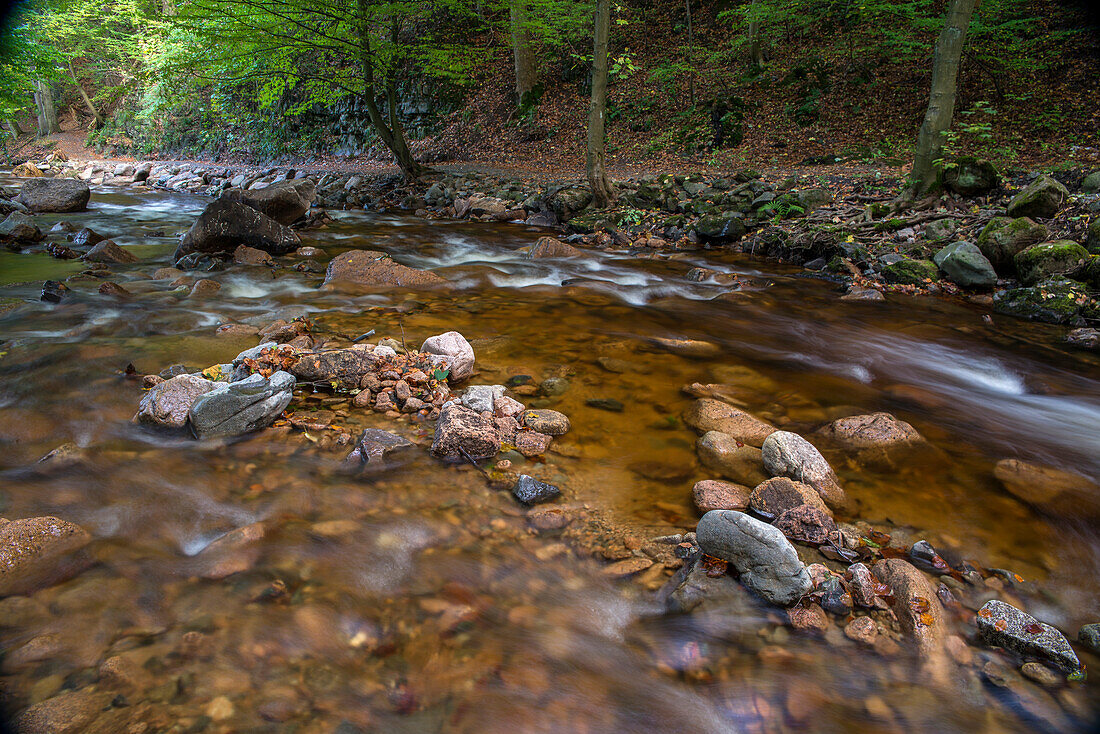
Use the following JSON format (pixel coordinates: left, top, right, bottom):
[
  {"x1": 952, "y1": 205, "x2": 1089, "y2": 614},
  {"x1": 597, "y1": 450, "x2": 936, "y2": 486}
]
[
  {"x1": 696, "y1": 510, "x2": 812, "y2": 606},
  {"x1": 15, "y1": 178, "x2": 90, "y2": 212},
  {"x1": 1006, "y1": 175, "x2": 1068, "y2": 219},
  {"x1": 420, "y1": 331, "x2": 475, "y2": 381},
  {"x1": 133, "y1": 374, "x2": 218, "y2": 428},
  {"x1": 933, "y1": 241, "x2": 997, "y2": 287},
  {"x1": 188, "y1": 370, "x2": 295, "y2": 438},
  {"x1": 942, "y1": 158, "x2": 999, "y2": 196},
  {"x1": 220, "y1": 178, "x2": 315, "y2": 225},
  {"x1": 461, "y1": 384, "x2": 505, "y2": 413},
  {"x1": 174, "y1": 199, "x2": 301, "y2": 262},
  {"x1": 977, "y1": 599, "x2": 1081, "y2": 673}
]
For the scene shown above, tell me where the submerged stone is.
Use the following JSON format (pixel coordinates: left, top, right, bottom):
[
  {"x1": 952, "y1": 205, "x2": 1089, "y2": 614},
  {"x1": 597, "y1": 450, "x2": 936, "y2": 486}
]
[{"x1": 977, "y1": 599, "x2": 1080, "y2": 673}]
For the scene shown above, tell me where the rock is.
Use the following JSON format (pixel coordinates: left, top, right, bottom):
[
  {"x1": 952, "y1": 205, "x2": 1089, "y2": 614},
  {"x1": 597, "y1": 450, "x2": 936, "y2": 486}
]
[
  {"x1": 98, "y1": 281, "x2": 131, "y2": 298},
  {"x1": 788, "y1": 603, "x2": 829, "y2": 632},
  {"x1": 1006, "y1": 175, "x2": 1069, "y2": 219},
  {"x1": 683, "y1": 399, "x2": 775, "y2": 446},
  {"x1": 193, "y1": 522, "x2": 265, "y2": 579},
  {"x1": 749, "y1": 477, "x2": 829, "y2": 518},
  {"x1": 133, "y1": 373, "x2": 218, "y2": 428},
  {"x1": 1020, "y1": 662, "x2": 1061, "y2": 688},
  {"x1": 0, "y1": 516, "x2": 92, "y2": 596},
  {"x1": 1065, "y1": 327, "x2": 1100, "y2": 351},
  {"x1": 512, "y1": 475, "x2": 561, "y2": 504},
  {"x1": 0, "y1": 211, "x2": 42, "y2": 242},
  {"x1": 696, "y1": 510, "x2": 812, "y2": 606},
  {"x1": 1082, "y1": 171, "x2": 1100, "y2": 194},
  {"x1": 461, "y1": 384, "x2": 505, "y2": 413},
  {"x1": 521, "y1": 409, "x2": 570, "y2": 436},
  {"x1": 872, "y1": 559, "x2": 951, "y2": 683},
  {"x1": 40, "y1": 279, "x2": 66, "y2": 302},
  {"x1": 976, "y1": 600, "x2": 1081, "y2": 673},
  {"x1": 15, "y1": 688, "x2": 104, "y2": 734},
  {"x1": 1078, "y1": 623, "x2": 1100, "y2": 654},
  {"x1": 296, "y1": 246, "x2": 324, "y2": 258},
  {"x1": 291, "y1": 346, "x2": 379, "y2": 387},
  {"x1": 431, "y1": 403, "x2": 501, "y2": 461},
  {"x1": 233, "y1": 244, "x2": 275, "y2": 266},
  {"x1": 761, "y1": 431, "x2": 848, "y2": 511},
  {"x1": 845, "y1": 616, "x2": 879, "y2": 644},
  {"x1": 11, "y1": 161, "x2": 43, "y2": 177},
  {"x1": 773, "y1": 505, "x2": 837, "y2": 545},
  {"x1": 697, "y1": 431, "x2": 768, "y2": 486},
  {"x1": 83, "y1": 239, "x2": 138, "y2": 264},
  {"x1": 524, "y1": 236, "x2": 581, "y2": 258},
  {"x1": 586, "y1": 397, "x2": 624, "y2": 412},
  {"x1": 344, "y1": 428, "x2": 415, "y2": 467},
  {"x1": 977, "y1": 216, "x2": 1048, "y2": 273},
  {"x1": 993, "y1": 458, "x2": 1100, "y2": 519},
  {"x1": 923, "y1": 218, "x2": 958, "y2": 241},
  {"x1": 15, "y1": 178, "x2": 90, "y2": 212},
  {"x1": 174, "y1": 198, "x2": 301, "y2": 261},
  {"x1": 1013, "y1": 240, "x2": 1089, "y2": 285},
  {"x1": 323, "y1": 249, "x2": 445, "y2": 289},
  {"x1": 932, "y1": 241, "x2": 997, "y2": 287},
  {"x1": 942, "y1": 157, "x2": 999, "y2": 196},
  {"x1": 882, "y1": 258, "x2": 938, "y2": 285},
  {"x1": 190, "y1": 279, "x2": 221, "y2": 297},
  {"x1": 494, "y1": 395, "x2": 526, "y2": 417},
  {"x1": 847, "y1": 563, "x2": 882, "y2": 608},
  {"x1": 647, "y1": 336, "x2": 722, "y2": 358},
  {"x1": 818, "y1": 412, "x2": 923, "y2": 450},
  {"x1": 545, "y1": 186, "x2": 592, "y2": 222},
  {"x1": 153, "y1": 267, "x2": 184, "y2": 280},
  {"x1": 69, "y1": 227, "x2": 104, "y2": 247},
  {"x1": 693, "y1": 212, "x2": 747, "y2": 242},
  {"x1": 514, "y1": 430, "x2": 553, "y2": 457},
  {"x1": 692, "y1": 479, "x2": 751, "y2": 513},
  {"x1": 993, "y1": 277, "x2": 1097, "y2": 324},
  {"x1": 188, "y1": 370, "x2": 295, "y2": 438},
  {"x1": 220, "y1": 178, "x2": 315, "y2": 224},
  {"x1": 420, "y1": 331, "x2": 475, "y2": 381}
]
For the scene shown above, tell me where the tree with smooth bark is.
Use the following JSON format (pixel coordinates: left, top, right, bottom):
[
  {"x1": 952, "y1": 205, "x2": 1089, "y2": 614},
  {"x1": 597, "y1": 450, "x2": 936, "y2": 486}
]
[
  {"x1": 586, "y1": 0, "x2": 614, "y2": 208},
  {"x1": 510, "y1": 0, "x2": 537, "y2": 107}
]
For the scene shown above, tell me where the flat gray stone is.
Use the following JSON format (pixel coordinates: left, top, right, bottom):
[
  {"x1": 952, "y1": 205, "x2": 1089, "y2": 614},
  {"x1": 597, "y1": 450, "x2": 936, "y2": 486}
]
[{"x1": 188, "y1": 370, "x2": 295, "y2": 438}]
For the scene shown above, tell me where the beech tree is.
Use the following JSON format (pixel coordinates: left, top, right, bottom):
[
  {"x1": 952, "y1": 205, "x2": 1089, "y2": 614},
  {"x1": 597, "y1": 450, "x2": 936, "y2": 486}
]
[
  {"x1": 586, "y1": 0, "x2": 614, "y2": 207},
  {"x1": 509, "y1": 0, "x2": 537, "y2": 107}
]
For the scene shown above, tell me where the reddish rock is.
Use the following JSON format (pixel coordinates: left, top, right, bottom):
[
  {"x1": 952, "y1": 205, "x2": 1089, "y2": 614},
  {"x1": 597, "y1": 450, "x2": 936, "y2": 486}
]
[
  {"x1": 515, "y1": 430, "x2": 553, "y2": 457},
  {"x1": 684, "y1": 398, "x2": 776, "y2": 446},
  {"x1": 818, "y1": 412, "x2": 923, "y2": 450},
  {"x1": 233, "y1": 244, "x2": 275, "y2": 266},
  {"x1": 788, "y1": 603, "x2": 829, "y2": 632},
  {"x1": 0, "y1": 516, "x2": 92, "y2": 596},
  {"x1": 750, "y1": 477, "x2": 830, "y2": 517},
  {"x1": 691, "y1": 479, "x2": 751, "y2": 513},
  {"x1": 872, "y1": 558, "x2": 951, "y2": 684},
  {"x1": 193, "y1": 522, "x2": 266, "y2": 579},
  {"x1": 774, "y1": 505, "x2": 837, "y2": 545},
  {"x1": 524, "y1": 236, "x2": 581, "y2": 259},
  {"x1": 323, "y1": 249, "x2": 446, "y2": 289},
  {"x1": 431, "y1": 403, "x2": 501, "y2": 461},
  {"x1": 844, "y1": 616, "x2": 879, "y2": 644}
]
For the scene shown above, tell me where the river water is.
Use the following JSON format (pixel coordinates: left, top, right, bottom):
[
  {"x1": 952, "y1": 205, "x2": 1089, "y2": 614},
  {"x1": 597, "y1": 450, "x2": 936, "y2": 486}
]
[{"x1": 0, "y1": 179, "x2": 1098, "y2": 732}]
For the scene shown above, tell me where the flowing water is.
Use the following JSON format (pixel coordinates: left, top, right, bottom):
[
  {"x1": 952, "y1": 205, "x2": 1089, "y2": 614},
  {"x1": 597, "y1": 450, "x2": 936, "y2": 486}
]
[{"x1": 1, "y1": 178, "x2": 1098, "y2": 732}]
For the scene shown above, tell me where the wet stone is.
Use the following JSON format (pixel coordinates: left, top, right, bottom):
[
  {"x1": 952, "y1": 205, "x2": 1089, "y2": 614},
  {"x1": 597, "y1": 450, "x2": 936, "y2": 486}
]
[
  {"x1": 133, "y1": 374, "x2": 218, "y2": 428},
  {"x1": 845, "y1": 616, "x2": 878, "y2": 644},
  {"x1": 1020, "y1": 662, "x2": 1061, "y2": 688},
  {"x1": 774, "y1": 505, "x2": 836, "y2": 545},
  {"x1": 0, "y1": 516, "x2": 92, "y2": 596},
  {"x1": 1079, "y1": 623, "x2": 1100, "y2": 654},
  {"x1": 188, "y1": 370, "x2": 296, "y2": 439},
  {"x1": 514, "y1": 430, "x2": 553, "y2": 457},
  {"x1": 521, "y1": 409, "x2": 570, "y2": 436},
  {"x1": 586, "y1": 398, "x2": 624, "y2": 412},
  {"x1": 512, "y1": 475, "x2": 561, "y2": 505},
  {"x1": 344, "y1": 428, "x2": 415, "y2": 467},
  {"x1": 976, "y1": 599, "x2": 1081, "y2": 674},
  {"x1": 750, "y1": 477, "x2": 829, "y2": 518},
  {"x1": 692, "y1": 479, "x2": 751, "y2": 513},
  {"x1": 431, "y1": 403, "x2": 501, "y2": 461}
]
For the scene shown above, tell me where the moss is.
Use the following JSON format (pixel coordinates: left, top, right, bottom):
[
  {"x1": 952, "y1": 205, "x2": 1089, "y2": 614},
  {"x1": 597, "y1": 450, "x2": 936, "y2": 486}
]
[
  {"x1": 994, "y1": 278, "x2": 1098, "y2": 324},
  {"x1": 875, "y1": 218, "x2": 908, "y2": 232},
  {"x1": 882, "y1": 258, "x2": 939, "y2": 285},
  {"x1": 1014, "y1": 240, "x2": 1089, "y2": 285},
  {"x1": 1086, "y1": 219, "x2": 1100, "y2": 254}
]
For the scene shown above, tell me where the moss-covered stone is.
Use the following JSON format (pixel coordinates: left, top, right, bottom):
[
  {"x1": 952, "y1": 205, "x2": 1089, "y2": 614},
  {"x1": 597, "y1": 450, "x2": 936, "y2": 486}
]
[
  {"x1": 1006, "y1": 175, "x2": 1069, "y2": 219},
  {"x1": 923, "y1": 218, "x2": 958, "y2": 242},
  {"x1": 976, "y1": 216, "x2": 1048, "y2": 273},
  {"x1": 866, "y1": 202, "x2": 891, "y2": 219},
  {"x1": 1014, "y1": 240, "x2": 1089, "y2": 285},
  {"x1": 1080, "y1": 255, "x2": 1100, "y2": 288},
  {"x1": 942, "y1": 157, "x2": 1000, "y2": 196},
  {"x1": 875, "y1": 218, "x2": 909, "y2": 233},
  {"x1": 693, "y1": 212, "x2": 747, "y2": 241},
  {"x1": 933, "y1": 241, "x2": 997, "y2": 288},
  {"x1": 882, "y1": 258, "x2": 939, "y2": 285},
  {"x1": 993, "y1": 278, "x2": 1099, "y2": 324},
  {"x1": 565, "y1": 212, "x2": 615, "y2": 234},
  {"x1": 1082, "y1": 170, "x2": 1100, "y2": 194},
  {"x1": 1086, "y1": 218, "x2": 1100, "y2": 254}
]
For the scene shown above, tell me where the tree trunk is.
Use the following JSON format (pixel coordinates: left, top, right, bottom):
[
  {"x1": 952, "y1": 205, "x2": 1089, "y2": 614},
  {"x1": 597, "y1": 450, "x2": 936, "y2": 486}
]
[
  {"x1": 6, "y1": 118, "x2": 22, "y2": 138},
  {"x1": 586, "y1": 0, "x2": 615, "y2": 208},
  {"x1": 910, "y1": 0, "x2": 977, "y2": 195},
  {"x1": 510, "y1": 0, "x2": 537, "y2": 107},
  {"x1": 685, "y1": 0, "x2": 695, "y2": 106},
  {"x1": 68, "y1": 60, "x2": 104, "y2": 128},
  {"x1": 748, "y1": 0, "x2": 764, "y2": 68},
  {"x1": 34, "y1": 80, "x2": 60, "y2": 136}
]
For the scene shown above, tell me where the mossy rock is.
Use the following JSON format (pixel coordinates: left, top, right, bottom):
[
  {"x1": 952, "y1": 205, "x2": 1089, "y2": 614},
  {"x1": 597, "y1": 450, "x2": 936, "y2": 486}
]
[
  {"x1": 693, "y1": 212, "x2": 748, "y2": 241},
  {"x1": 993, "y1": 278, "x2": 1099, "y2": 324},
  {"x1": 1086, "y1": 218, "x2": 1100, "y2": 254},
  {"x1": 1013, "y1": 240, "x2": 1089, "y2": 285},
  {"x1": 795, "y1": 188, "x2": 833, "y2": 211},
  {"x1": 1081, "y1": 170, "x2": 1100, "y2": 194},
  {"x1": 882, "y1": 258, "x2": 939, "y2": 285},
  {"x1": 1005, "y1": 175, "x2": 1069, "y2": 219},
  {"x1": 866, "y1": 202, "x2": 891, "y2": 219},
  {"x1": 933, "y1": 241, "x2": 997, "y2": 288},
  {"x1": 1079, "y1": 255, "x2": 1100, "y2": 288},
  {"x1": 976, "y1": 216, "x2": 1048, "y2": 273},
  {"x1": 923, "y1": 218, "x2": 958, "y2": 242},
  {"x1": 875, "y1": 218, "x2": 909, "y2": 233},
  {"x1": 942, "y1": 157, "x2": 1000, "y2": 196},
  {"x1": 565, "y1": 212, "x2": 616, "y2": 234}
]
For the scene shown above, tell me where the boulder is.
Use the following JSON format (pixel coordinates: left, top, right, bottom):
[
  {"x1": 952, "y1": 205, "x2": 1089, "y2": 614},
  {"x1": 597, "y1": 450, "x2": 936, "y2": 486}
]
[
  {"x1": 83, "y1": 240, "x2": 138, "y2": 264},
  {"x1": 461, "y1": 384, "x2": 505, "y2": 413},
  {"x1": 993, "y1": 458, "x2": 1100, "y2": 519},
  {"x1": 993, "y1": 277, "x2": 1097, "y2": 324},
  {"x1": 693, "y1": 212, "x2": 747, "y2": 242},
  {"x1": 976, "y1": 600, "x2": 1080, "y2": 674},
  {"x1": 882, "y1": 258, "x2": 938, "y2": 285},
  {"x1": 872, "y1": 558, "x2": 952, "y2": 684},
  {"x1": 1013, "y1": 240, "x2": 1089, "y2": 285},
  {"x1": 932, "y1": 241, "x2": 997, "y2": 288},
  {"x1": 188, "y1": 370, "x2": 295, "y2": 438},
  {"x1": 683, "y1": 398, "x2": 775, "y2": 446},
  {"x1": 322, "y1": 249, "x2": 446, "y2": 289},
  {"x1": 220, "y1": 178, "x2": 315, "y2": 224},
  {"x1": 512, "y1": 475, "x2": 561, "y2": 504},
  {"x1": 697, "y1": 431, "x2": 768, "y2": 486},
  {"x1": 761, "y1": 431, "x2": 848, "y2": 511},
  {"x1": 15, "y1": 178, "x2": 90, "y2": 212},
  {"x1": 133, "y1": 374, "x2": 218, "y2": 428},
  {"x1": 1066, "y1": 327, "x2": 1100, "y2": 351},
  {"x1": 524, "y1": 236, "x2": 581, "y2": 259},
  {"x1": 818, "y1": 412, "x2": 923, "y2": 450},
  {"x1": 521, "y1": 409, "x2": 570, "y2": 436},
  {"x1": 976, "y1": 217, "x2": 1048, "y2": 273},
  {"x1": 420, "y1": 331, "x2": 475, "y2": 381},
  {"x1": 69, "y1": 227, "x2": 105, "y2": 247},
  {"x1": 1089, "y1": 219, "x2": 1100, "y2": 253},
  {"x1": 696, "y1": 510, "x2": 812, "y2": 606},
  {"x1": 344, "y1": 428, "x2": 415, "y2": 467},
  {"x1": 1006, "y1": 175, "x2": 1068, "y2": 219},
  {"x1": 692, "y1": 479, "x2": 751, "y2": 513},
  {"x1": 942, "y1": 157, "x2": 999, "y2": 196},
  {"x1": 174, "y1": 199, "x2": 301, "y2": 262},
  {"x1": 0, "y1": 211, "x2": 42, "y2": 242},
  {"x1": 1082, "y1": 170, "x2": 1100, "y2": 194},
  {"x1": 545, "y1": 186, "x2": 593, "y2": 222},
  {"x1": 749, "y1": 477, "x2": 829, "y2": 518},
  {"x1": 431, "y1": 403, "x2": 501, "y2": 461},
  {"x1": 0, "y1": 516, "x2": 92, "y2": 597},
  {"x1": 233, "y1": 244, "x2": 275, "y2": 266}
]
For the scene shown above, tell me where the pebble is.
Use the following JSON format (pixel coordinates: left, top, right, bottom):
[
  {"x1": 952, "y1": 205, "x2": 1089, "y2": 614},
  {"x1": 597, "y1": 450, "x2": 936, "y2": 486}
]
[
  {"x1": 1020, "y1": 662, "x2": 1061, "y2": 688},
  {"x1": 844, "y1": 616, "x2": 878, "y2": 644}
]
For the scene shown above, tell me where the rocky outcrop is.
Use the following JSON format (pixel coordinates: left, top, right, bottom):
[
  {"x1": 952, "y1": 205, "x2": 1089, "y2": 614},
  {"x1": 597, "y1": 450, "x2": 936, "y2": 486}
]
[
  {"x1": 220, "y1": 178, "x2": 315, "y2": 224},
  {"x1": 15, "y1": 178, "x2": 90, "y2": 212},
  {"x1": 322, "y1": 249, "x2": 446, "y2": 289},
  {"x1": 696, "y1": 509, "x2": 812, "y2": 606},
  {"x1": 174, "y1": 199, "x2": 301, "y2": 262},
  {"x1": 133, "y1": 374, "x2": 218, "y2": 428},
  {"x1": 188, "y1": 371, "x2": 295, "y2": 438},
  {"x1": 0, "y1": 516, "x2": 92, "y2": 596}
]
